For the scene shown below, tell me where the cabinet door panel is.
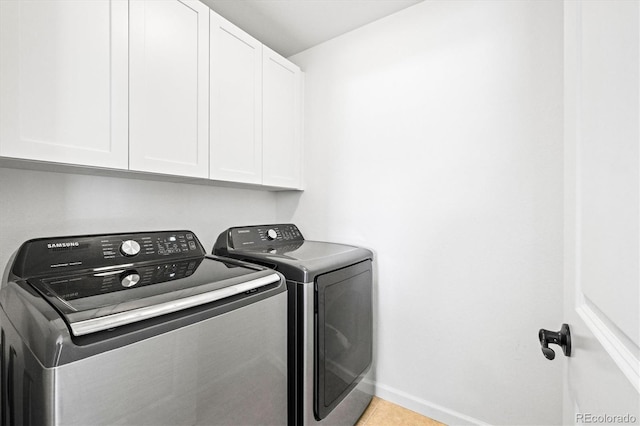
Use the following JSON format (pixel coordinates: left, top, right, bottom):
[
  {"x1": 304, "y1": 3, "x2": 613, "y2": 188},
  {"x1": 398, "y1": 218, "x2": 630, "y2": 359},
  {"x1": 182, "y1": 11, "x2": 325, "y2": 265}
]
[
  {"x1": 130, "y1": 0, "x2": 209, "y2": 178},
  {"x1": 262, "y1": 47, "x2": 302, "y2": 189},
  {"x1": 210, "y1": 13, "x2": 262, "y2": 184},
  {"x1": 0, "y1": 0, "x2": 128, "y2": 169}
]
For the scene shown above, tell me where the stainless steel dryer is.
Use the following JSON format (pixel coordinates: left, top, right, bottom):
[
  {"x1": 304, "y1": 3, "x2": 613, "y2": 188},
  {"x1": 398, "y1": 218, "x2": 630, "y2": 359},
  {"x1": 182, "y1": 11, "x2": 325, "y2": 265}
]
[
  {"x1": 0, "y1": 230, "x2": 287, "y2": 426},
  {"x1": 214, "y1": 224, "x2": 373, "y2": 426}
]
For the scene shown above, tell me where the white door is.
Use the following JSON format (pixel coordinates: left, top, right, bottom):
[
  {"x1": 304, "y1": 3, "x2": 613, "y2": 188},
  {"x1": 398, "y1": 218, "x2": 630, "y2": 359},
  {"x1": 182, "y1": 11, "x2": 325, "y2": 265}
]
[
  {"x1": 262, "y1": 46, "x2": 303, "y2": 189},
  {"x1": 210, "y1": 12, "x2": 263, "y2": 184},
  {"x1": 563, "y1": 1, "x2": 640, "y2": 423},
  {"x1": 129, "y1": 0, "x2": 209, "y2": 178},
  {"x1": 0, "y1": 0, "x2": 128, "y2": 169}
]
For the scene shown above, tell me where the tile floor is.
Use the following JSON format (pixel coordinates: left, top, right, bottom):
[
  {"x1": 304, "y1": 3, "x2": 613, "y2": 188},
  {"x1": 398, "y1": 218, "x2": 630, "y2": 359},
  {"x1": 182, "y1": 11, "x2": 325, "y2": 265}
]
[{"x1": 356, "y1": 397, "x2": 446, "y2": 426}]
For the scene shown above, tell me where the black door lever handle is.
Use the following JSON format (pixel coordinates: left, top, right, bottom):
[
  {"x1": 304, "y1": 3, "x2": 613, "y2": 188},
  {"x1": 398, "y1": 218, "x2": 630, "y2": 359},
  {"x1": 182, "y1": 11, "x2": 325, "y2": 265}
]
[{"x1": 538, "y1": 324, "x2": 571, "y2": 360}]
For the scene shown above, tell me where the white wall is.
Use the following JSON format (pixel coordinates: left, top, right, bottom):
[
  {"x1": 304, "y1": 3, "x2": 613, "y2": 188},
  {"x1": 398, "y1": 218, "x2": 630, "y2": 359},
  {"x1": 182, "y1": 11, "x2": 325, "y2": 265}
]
[
  {"x1": 0, "y1": 166, "x2": 278, "y2": 270},
  {"x1": 280, "y1": 1, "x2": 564, "y2": 424}
]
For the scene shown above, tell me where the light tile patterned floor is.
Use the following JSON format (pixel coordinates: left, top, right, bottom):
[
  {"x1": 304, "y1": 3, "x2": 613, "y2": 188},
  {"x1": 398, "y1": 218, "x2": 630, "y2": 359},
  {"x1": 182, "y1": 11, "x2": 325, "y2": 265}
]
[{"x1": 356, "y1": 397, "x2": 446, "y2": 426}]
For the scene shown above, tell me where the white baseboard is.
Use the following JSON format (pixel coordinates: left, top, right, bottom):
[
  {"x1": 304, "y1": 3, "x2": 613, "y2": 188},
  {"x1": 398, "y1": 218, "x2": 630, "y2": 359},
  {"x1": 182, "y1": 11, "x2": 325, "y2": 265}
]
[{"x1": 367, "y1": 380, "x2": 491, "y2": 426}]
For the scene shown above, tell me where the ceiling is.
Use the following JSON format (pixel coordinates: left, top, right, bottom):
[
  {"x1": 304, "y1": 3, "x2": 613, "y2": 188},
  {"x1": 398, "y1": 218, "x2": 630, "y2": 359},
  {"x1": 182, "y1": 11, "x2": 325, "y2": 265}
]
[{"x1": 201, "y1": 0, "x2": 424, "y2": 58}]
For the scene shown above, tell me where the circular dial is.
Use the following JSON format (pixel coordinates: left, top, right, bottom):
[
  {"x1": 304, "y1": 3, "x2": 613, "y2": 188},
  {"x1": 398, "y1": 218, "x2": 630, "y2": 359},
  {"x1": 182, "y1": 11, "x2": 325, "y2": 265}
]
[
  {"x1": 121, "y1": 272, "x2": 140, "y2": 288},
  {"x1": 266, "y1": 229, "x2": 278, "y2": 240},
  {"x1": 120, "y1": 240, "x2": 141, "y2": 257}
]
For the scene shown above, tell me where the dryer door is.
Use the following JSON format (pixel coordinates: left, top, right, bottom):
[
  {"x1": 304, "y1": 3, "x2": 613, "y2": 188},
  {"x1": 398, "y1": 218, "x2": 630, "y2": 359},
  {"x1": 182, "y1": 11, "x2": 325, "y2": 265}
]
[{"x1": 314, "y1": 260, "x2": 373, "y2": 420}]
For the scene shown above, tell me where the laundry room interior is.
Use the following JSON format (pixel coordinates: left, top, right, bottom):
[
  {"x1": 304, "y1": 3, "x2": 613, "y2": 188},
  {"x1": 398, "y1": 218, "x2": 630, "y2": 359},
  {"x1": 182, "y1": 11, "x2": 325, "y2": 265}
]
[{"x1": 0, "y1": 1, "x2": 638, "y2": 425}]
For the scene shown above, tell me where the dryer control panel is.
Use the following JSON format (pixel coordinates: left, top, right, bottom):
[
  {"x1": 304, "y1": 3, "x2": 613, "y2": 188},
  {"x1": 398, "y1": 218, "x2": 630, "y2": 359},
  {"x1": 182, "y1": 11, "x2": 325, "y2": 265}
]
[
  {"x1": 12, "y1": 231, "x2": 205, "y2": 278},
  {"x1": 225, "y1": 224, "x2": 304, "y2": 249}
]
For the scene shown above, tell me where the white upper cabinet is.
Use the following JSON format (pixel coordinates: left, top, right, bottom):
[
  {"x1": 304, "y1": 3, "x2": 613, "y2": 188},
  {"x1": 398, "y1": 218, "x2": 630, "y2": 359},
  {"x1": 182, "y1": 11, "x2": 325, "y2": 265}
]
[
  {"x1": 129, "y1": 0, "x2": 210, "y2": 178},
  {"x1": 0, "y1": 0, "x2": 128, "y2": 169},
  {"x1": 262, "y1": 47, "x2": 303, "y2": 189},
  {"x1": 209, "y1": 13, "x2": 303, "y2": 189},
  {"x1": 0, "y1": 1, "x2": 302, "y2": 189},
  {"x1": 210, "y1": 12, "x2": 263, "y2": 184}
]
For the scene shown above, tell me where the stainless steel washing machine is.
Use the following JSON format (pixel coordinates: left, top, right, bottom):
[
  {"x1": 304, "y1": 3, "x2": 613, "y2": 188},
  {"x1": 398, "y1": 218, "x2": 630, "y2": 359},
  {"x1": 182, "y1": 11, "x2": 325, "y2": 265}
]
[
  {"x1": 0, "y1": 230, "x2": 288, "y2": 425},
  {"x1": 214, "y1": 224, "x2": 373, "y2": 426}
]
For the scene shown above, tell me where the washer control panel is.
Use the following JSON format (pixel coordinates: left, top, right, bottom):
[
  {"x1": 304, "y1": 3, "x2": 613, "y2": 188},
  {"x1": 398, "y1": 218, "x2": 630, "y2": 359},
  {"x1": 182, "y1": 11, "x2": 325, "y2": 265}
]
[
  {"x1": 226, "y1": 224, "x2": 303, "y2": 249},
  {"x1": 13, "y1": 230, "x2": 206, "y2": 278}
]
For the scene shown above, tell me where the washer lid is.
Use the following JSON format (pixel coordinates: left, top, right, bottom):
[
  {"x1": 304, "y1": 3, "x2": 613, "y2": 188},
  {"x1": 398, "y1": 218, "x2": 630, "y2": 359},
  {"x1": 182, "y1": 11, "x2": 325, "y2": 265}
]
[{"x1": 27, "y1": 256, "x2": 280, "y2": 336}]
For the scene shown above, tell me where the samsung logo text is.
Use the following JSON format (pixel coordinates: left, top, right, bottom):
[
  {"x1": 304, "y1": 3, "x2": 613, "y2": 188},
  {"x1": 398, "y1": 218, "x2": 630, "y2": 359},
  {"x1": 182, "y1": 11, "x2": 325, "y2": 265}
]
[{"x1": 47, "y1": 242, "x2": 80, "y2": 249}]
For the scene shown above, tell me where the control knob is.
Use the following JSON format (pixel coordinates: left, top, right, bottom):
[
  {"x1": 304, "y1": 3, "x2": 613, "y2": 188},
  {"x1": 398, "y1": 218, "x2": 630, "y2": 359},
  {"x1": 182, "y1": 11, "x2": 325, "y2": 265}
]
[
  {"x1": 266, "y1": 229, "x2": 278, "y2": 241},
  {"x1": 120, "y1": 240, "x2": 141, "y2": 257},
  {"x1": 121, "y1": 271, "x2": 140, "y2": 288}
]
